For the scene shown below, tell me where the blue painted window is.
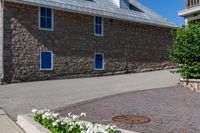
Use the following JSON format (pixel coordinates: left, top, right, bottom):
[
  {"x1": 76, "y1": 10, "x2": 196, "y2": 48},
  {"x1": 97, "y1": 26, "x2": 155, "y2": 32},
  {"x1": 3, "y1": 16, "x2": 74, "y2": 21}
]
[
  {"x1": 94, "y1": 16, "x2": 103, "y2": 36},
  {"x1": 39, "y1": 7, "x2": 53, "y2": 30},
  {"x1": 94, "y1": 53, "x2": 104, "y2": 70},
  {"x1": 40, "y1": 51, "x2": 53, "y2": 70}
]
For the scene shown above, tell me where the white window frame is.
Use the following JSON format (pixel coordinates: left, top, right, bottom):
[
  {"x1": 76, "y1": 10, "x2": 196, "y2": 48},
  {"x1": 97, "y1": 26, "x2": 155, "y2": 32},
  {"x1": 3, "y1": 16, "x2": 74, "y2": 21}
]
[
  {"x1": 94, "y1": 16, "x2": 104, "y2": 36},
  {"x1": 40, "y1": 51, "x2": 54, "y2": 71},
  {"x1": 39, "y1": 7, "x2": 54, "y2": 31},
  {"x1": 94, "y1": 53, "x2": 105, "y2": 70}
]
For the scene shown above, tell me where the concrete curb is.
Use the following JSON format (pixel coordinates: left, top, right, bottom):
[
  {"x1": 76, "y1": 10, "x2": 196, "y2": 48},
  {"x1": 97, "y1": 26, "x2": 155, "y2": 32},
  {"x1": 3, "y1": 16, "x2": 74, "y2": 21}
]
[
  {"x1": 0, "y1": 109, "x2": 6, "y2": 115},
  {"x1": 17, "y1": 114, "x2": 51, "y2": 133},
  {"x1": 17, "y1": 114, "x2": 137, "y2": 133},
  {"x1": 180, "y1": 78, "x2": 200, "y2": 82},
  {"x1": 0, "y1": 109, "x2": 24, "y2": 133}
]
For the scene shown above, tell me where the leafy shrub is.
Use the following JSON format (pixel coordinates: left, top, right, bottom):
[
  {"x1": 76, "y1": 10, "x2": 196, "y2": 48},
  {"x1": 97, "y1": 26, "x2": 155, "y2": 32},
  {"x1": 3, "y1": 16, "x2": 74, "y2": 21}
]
[
  {"x1": 170, "y1": 22, "x2": 200, "y2": 79},
  {"x1": 32, "y1": 109, "x2": 120, "y2": 133}
]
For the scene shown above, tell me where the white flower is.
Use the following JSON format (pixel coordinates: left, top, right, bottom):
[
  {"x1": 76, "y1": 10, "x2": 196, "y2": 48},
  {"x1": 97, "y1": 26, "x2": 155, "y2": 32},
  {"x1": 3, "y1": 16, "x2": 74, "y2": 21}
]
[
  {"x1": 42, "y1": 114, "x2": 47, "y2": 119},
  {"x1": 37, "y1": 110, "x2": 45, "y2": 115},
  {"x1": 43, "y1": 108, "x2": 50, "y2": 112},
  {"x1": 80, "y1": 112, "x2": 86, "y2": 117},
  {"x1": 106, "y1": 124, "x2": 117, "y2": 130},
  {"x1": 56, "y1": 119, "x2": 62, "y2": 123},
  {"x1": 52, "y1": 122, "x2": 58, "y2": 127},
  {"x1": 46, "y1": 116, "x2": 51, "y2": 120},
  {"x1": 81, "y1": 131, "x2": 86, "y2": 133},
  {"x1": 52, "y1": 113, "x2": 59, "y2": 118},
  {"x1": 85, "y1": 123, "x2": 106, "y2": 133},
  {"x1": 61, "y1": 122, "x2": 66, "y2": 125},
  {"x1": 31, "y1": 108, "x2": 119, "y2": 133},
  {"x1": 85, "y1": 122, "x2": 93, "y2": 129},
  {"x1": 42, "y1": 112, "x2": 56, "y2": 120},
  {"x1": 31, "y1": 109, "x2": 37, "y2": 113},
  {"x1": 69, "y1": 125, "x2": 74, "y2": 131},
  {"x1": 68, "y1": 112, "x2": 72, "y2": 117},
  {"x1": 63, "y1": 117, "x2": 71, "y2": 123},
  {"x1": 72, "y1": 115, "x2": 80, "y2": 121}
]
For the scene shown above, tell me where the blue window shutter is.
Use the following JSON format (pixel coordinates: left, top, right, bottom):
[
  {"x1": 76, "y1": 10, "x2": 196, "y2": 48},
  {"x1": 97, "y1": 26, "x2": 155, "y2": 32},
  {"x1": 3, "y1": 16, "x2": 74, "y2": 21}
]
[
  {"x1": 40, "y1": 51, "x2": 53, "y2": 70},
  {"x1": 95, "y1": 54, "x2": 103, "y2": 70}
]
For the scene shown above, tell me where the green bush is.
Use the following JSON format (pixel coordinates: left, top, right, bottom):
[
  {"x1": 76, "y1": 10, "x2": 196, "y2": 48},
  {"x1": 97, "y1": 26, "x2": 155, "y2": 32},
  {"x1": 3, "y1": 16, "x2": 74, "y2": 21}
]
[{"x1": 170, "y1": 22, "x2": 200, "y2": 79}]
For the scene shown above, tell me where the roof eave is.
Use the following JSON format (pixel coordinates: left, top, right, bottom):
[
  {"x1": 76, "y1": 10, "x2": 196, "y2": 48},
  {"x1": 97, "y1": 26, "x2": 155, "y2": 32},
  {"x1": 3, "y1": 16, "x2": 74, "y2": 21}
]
[
  {"x1": 179, "y1": 6, "x2": 200, "y2": 17},
  {"x1": 6, "y1": 0, "x2": 177, "y2": 29}
]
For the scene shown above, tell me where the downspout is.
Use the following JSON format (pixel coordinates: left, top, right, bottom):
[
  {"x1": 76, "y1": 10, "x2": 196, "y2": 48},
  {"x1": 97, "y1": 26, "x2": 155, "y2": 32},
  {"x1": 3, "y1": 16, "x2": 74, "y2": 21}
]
[{"x1": 0, "y1": 0, "x2": 4, "y2": 84}]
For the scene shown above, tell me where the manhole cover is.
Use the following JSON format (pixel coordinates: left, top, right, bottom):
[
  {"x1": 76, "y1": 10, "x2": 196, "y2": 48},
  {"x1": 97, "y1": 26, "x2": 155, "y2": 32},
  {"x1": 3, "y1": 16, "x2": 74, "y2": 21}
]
[{"x1": 112, "y1": 115, "x2": 151, "y2": 124}]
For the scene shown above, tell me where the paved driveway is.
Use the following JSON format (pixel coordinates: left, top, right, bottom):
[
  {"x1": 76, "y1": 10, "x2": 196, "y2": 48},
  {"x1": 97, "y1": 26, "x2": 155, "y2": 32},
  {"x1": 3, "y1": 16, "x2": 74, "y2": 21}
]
[
  {"x1": 56, "y1": 86, "x2": 200, "y2": 133},
  {"x1": 0, "y1": 70, "x2": 179, "y2": 120}
]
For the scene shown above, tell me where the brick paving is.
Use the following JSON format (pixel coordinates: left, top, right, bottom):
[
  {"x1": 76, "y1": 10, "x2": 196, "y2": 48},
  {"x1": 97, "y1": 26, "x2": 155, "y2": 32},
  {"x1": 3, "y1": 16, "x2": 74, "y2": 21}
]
[{"x1": 56, "y1": 86, "x2": 200, "y2": 133}]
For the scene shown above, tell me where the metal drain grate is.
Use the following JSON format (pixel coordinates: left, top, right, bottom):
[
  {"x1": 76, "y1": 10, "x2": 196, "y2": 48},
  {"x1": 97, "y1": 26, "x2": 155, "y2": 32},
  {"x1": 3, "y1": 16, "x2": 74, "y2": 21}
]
[{"x1": 112, "y1": 115, "x2": 151, "y2": 124}]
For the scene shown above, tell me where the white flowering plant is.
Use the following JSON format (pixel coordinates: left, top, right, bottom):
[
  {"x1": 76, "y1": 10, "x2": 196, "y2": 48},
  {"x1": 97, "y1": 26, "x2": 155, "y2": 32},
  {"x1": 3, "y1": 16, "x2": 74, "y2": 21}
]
[{"x1": 32, "y1": 108, "x2": 120, "y2": 133}]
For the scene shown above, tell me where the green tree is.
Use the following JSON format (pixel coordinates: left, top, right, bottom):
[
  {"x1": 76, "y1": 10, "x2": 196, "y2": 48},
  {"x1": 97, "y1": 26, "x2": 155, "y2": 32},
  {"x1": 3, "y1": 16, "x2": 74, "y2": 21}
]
[{"x1": 170, "y1": 22, "x2": 200, "y2": 79}]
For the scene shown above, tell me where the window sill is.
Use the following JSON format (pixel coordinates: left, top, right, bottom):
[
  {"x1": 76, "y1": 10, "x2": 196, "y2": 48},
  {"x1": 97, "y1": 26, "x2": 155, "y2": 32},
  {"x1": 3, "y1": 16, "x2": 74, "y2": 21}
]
[
  {"x1": 40, "y1": 68, "x2": 54, "y2": 71},
  {"x1": 94, "y1": 68, "x2": 104, "y2": 71},
  {"x1": 39, "y1": 28, "x2": 54, "y2": 31},
  {"x1": 94, "y1": 33, "x2": 104, "y2": 37}
]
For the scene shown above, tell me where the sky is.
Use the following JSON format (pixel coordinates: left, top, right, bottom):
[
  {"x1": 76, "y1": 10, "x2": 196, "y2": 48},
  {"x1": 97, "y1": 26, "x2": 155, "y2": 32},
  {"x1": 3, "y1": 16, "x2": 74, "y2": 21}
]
[{"x1": 138, "y1": 0, "x2": 185, "y2": 26}]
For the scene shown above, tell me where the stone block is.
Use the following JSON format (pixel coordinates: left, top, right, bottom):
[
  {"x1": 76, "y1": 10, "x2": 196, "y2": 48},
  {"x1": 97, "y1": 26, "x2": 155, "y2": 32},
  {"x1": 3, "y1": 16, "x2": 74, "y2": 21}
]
[{"x1": 180, "y1": 79, "x2": 200, "y2": 93}]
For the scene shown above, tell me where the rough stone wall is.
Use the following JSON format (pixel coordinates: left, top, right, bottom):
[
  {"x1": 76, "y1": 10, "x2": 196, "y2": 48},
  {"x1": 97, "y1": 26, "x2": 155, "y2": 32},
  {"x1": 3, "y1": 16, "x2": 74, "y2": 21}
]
[
  {"x1": 180, "y1": 79, "x2": 200, "y2": 93},
  {"x1": 3, "y1": 2, "x2": 176, "y2": 83}
]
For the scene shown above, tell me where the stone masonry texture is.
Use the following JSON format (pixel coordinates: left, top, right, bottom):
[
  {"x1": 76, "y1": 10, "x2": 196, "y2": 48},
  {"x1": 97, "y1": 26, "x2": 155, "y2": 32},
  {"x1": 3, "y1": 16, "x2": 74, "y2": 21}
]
[
  {"x1": 180, "y1": 79, "x2": 200, "y2": 93},
  {"x1": 3, "y1": 2, "x2": 176, "y2": 83}
]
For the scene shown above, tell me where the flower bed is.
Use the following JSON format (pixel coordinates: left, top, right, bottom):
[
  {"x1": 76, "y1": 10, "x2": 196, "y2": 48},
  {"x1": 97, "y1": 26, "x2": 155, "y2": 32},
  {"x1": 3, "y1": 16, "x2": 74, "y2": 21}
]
[{"x1": 31, "y1": 109, "x2": 120, "y2": 133}]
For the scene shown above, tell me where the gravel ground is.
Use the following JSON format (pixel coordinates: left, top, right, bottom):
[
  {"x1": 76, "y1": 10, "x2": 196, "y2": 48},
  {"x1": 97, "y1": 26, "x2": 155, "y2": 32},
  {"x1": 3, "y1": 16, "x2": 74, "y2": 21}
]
[{"x1": 56, "y1": 86, "x2": 200, "y2": 133}]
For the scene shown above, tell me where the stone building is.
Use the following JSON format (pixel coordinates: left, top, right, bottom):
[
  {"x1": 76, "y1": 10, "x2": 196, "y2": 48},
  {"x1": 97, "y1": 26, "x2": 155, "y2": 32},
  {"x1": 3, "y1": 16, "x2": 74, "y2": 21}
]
[
  {"x1": 179, "y1": 0, "x2": 200, "y2": 25},
  {"x1": 0, "y1": 0, "x2": 176, "y2": 83}
]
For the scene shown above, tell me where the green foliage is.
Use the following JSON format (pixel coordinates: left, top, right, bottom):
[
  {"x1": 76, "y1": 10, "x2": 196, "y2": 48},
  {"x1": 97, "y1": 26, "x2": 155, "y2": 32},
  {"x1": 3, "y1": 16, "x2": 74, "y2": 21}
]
[
  {"x1": 33, "y1": 109, "x2": 119, "y2": 133},
  {"x1": 170, "y1": 22, "x2": 200, "y2": 79},
  {"x1": 34, "y1": 114, "x2": 86, "y2": 133}
]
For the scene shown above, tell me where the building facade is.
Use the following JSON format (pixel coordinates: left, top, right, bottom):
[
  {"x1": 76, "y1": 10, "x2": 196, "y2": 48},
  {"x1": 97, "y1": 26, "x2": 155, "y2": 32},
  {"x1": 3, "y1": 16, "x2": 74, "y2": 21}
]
[
  {"x1": 179, "y1": 0, "x2": 200, "y2": 24},
  {"x1": 0, "y1": 0, "x2": 176, "y2": 83}
]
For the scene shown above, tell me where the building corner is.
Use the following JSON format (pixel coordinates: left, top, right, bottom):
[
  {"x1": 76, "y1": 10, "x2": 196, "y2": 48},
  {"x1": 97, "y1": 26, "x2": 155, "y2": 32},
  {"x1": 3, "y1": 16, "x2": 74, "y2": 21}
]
[{"x1": 0, "y1": 0, "x2": 4, "y2": 84}]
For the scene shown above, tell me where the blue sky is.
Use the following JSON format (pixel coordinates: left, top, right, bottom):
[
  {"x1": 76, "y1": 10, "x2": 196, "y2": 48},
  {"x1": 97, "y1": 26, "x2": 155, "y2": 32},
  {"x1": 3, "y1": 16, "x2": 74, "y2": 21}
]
[{"x1": 138, "y1": 0, "x2": 185, "y2": 26}]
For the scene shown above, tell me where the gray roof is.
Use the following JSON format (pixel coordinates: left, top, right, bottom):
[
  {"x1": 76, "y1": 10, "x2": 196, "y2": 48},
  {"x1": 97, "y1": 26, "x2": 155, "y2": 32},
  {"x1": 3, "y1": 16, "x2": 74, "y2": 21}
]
[{"x1": 7, "y1": 0, "x2": 177, "y2": 28}]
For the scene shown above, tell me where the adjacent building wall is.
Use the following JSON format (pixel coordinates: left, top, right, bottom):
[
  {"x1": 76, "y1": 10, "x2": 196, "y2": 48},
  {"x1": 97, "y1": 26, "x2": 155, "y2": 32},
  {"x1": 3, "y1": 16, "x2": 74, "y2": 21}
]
[
  {"x1": 0, "y1": 0, "x2": 4, "y2": 83},
  {"x1": 186, "y1": 0, "x2": 200, "y2": 8},
  {"x1": 179, "y1": 0, "x2": 200, "y2": 25},
  {"x1": 3, "y1": 2, "x2": 175, "y2": 83}
]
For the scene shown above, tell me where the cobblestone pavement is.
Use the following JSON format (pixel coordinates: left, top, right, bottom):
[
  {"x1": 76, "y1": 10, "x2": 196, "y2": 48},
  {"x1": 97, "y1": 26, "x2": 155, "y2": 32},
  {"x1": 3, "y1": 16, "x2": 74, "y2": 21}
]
[{"x1": 56, "y1": 86, "x2": 200, "y2": 133}]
